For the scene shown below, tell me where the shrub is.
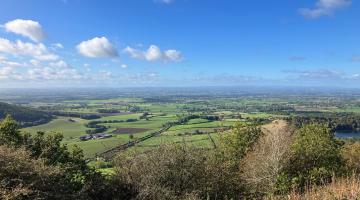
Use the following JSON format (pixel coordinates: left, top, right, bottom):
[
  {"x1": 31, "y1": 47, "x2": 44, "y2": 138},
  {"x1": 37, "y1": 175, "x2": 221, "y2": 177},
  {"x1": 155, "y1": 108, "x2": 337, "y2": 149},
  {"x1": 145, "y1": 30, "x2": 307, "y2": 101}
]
[
  {"x1": 276, "y1": 124, "x2": 343, "y2": 193},
  {"x1": 0, "y1": 115, "x2": 22, "y2": 146},
  {"x1": 113, "y1": 145, "x2": 208, "y2": 200},
  {"x1": 341, "y1": 141, "x2": 360, "y2": 173},
  {"x1": 218, "y1": 123, "x2": 263, "y2": 166},
  {"x1": 0, "y1": 145, "x2": 77, "y2": 199},
  {"x1": 0, "y1": 116, "x2": 133, "y2": 200}
]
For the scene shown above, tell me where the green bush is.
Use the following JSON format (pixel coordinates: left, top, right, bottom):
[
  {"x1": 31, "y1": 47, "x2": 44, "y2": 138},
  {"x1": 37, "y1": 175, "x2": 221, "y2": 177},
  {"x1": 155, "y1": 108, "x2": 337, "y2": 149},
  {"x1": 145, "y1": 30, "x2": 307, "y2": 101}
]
[
  {"x1": 275, "y1": 124, "x2": 343, "y2": 193},
  {"x1": 0, "y1": 116, "x2": 133, "y2": 200}
]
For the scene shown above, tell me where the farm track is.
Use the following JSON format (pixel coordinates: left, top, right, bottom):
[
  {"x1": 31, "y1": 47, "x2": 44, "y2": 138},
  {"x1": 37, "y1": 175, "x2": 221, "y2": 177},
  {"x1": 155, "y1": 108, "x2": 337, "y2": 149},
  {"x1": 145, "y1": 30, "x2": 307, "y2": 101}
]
[{"x1": 97, "y1": 124, "x2": 173, "y2": 160}]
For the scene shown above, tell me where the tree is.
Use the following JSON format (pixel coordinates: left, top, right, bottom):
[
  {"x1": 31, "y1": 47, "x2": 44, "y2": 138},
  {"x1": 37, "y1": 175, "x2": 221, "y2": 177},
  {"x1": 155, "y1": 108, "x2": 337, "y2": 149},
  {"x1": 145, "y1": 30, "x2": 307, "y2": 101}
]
[
  {"x1": 218, "y1": 122, "x2": 263, "y2": 165},
  {"x1": 276, "y1": 124, "x2": 343, "y2": 192},
  {"x1": 0, "y1": 115, "x2": 22, "y2": 146}
]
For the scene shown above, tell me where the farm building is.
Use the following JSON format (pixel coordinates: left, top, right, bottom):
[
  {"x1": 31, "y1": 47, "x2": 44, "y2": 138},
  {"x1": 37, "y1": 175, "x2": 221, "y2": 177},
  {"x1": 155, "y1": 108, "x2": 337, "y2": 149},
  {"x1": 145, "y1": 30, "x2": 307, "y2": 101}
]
[{"x1": 79, "y1": 133, "x2": 112, "y2": 141}]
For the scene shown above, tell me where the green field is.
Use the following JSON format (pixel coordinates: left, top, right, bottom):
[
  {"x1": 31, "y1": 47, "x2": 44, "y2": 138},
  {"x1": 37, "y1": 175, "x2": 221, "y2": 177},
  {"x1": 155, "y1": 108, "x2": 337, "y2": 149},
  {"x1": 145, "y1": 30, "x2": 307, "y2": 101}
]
[
  {"x1": 23, "y1": 117, "x2": 90, "y2": 139},
  {"x1": 18, "y1": 94, "x2": 286, "y2": 158}
]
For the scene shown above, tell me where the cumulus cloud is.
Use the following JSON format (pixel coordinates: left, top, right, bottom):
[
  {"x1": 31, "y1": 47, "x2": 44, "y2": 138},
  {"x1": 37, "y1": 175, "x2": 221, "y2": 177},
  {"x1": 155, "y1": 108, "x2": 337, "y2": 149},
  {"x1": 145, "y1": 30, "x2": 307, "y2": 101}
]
[
  {"x1": 299, "y1": 0, "x2": 351, "y2": 18},
  {"x1": 3, "y1": 19, "x2": 46, "y2": 42},
  {"x1": 0, "y1": 38, "x2": 59, "y2": 61},
  {"x1": 26, "y1": 60, "x2": 83, "y2": 81},
  {"x1": 0, "y1": 56, "x2": 84, "y2": 82},
  {"x1": 124, "y1": 45, "x2": 183, "y2": 62},
  {"x1": 77, "y1": 37, "x2": 118, "y2": 58},
  {"x1": 164, "y1": 49, "x2": 183, "y2": 62}
]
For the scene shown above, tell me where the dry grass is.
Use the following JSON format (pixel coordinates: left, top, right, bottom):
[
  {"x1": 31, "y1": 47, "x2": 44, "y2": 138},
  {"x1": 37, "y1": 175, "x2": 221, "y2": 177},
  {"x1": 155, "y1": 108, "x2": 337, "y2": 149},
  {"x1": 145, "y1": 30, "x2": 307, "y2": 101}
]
[
  {"x1": 241, "y1": 120, "x2": 292, "y2": 195},
  {"x1": 271, "y1": 175, "x2": 360, "y2": 200}
]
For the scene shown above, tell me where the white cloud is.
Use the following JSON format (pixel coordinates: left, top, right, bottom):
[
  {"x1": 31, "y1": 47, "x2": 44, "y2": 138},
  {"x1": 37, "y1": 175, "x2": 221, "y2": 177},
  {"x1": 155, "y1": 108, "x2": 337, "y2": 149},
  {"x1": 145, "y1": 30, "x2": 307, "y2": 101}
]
[
  {"x1": 0, "y1": 67, "x2": 13, "y2": 79},
  {"x1": 0, "y1": 65, "x2": 24, "y2": 80},
  {"x1": 52, "y1": 43, "x2": 64, "y2": 49},
  {"x1": 3, "y1": 19, "x2": 46, "y2": 42},
  {"x1": 299, "y1": 0, "x2": 351, "y2": 18},
  {"x1": 121, "y1": 64, "x2": 128, "y2": 68},
  {"x1": 77, "y1": 37, "x2": 118, "y2": 58},
  {"x1": 124, "y1": 45, "x2": 183, "y2": 62},
  {"x1": 164, "y1": 49, "x2": 182, "y2": 61},
  {"x1": 26, "y1": 60, "x2": 83, "y2": 81},
  {"x1": 123, "y1": 46, "x2": 143, "y2": 59},
  {"x1": 0, "y1": 38, "x2": 59, "y2": 61},
  {"x1": 0, "y1": 55, "x2": 22, "y2": 68},
  {"x1": 145, "y1": 45, "x2": 162, "y2": 61},
  {"x1": 0, "y1": 60, "x2": 23, "y2": 68},
  {"x1": 155, "y1": 0, "x2": 174, "y2": 4},
  {"x1": 0, "y1": 56, "x2": 84, "y2": 82}
]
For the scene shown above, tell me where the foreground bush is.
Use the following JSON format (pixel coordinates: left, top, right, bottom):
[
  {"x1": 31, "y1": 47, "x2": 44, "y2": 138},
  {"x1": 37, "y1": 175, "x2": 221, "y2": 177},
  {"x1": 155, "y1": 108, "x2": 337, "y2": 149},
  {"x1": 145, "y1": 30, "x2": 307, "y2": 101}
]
[
  {"x1": 271, "y1": 175, "x2": 360, "y2": 200},
  {"x1": 0, "y1": 145, "x2": 76, "y2": 199},
  {"x1": 341, "y1": 141, "x2": 360, "y2": 173},
  {"x1": 114, "y1": 124, "x2": 264, "y2": 199},
  {"x1": 275, "y1": 124, "x2": 343, "y2": 193},
  {"x1": 0, "y1": 116, "x2": 133, "y2": 200},
  {"x1": 114, "y1": 145, "x2": 208, "y2": 200}
]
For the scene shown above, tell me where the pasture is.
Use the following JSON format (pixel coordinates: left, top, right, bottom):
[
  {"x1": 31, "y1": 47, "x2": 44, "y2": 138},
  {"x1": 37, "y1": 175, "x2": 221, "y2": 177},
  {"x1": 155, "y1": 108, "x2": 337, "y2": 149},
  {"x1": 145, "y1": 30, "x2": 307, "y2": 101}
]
[{"x1": 20, "y1": 94, "x2": 281, "y2": 158}]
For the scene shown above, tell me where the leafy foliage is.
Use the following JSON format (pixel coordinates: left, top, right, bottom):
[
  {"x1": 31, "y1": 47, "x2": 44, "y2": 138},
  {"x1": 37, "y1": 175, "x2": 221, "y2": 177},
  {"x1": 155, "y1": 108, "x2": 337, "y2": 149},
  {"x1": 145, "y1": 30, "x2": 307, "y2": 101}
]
[
  {"x1": 0, "y1": 116, "x2": 133, "y2": 200},
  {"x1": 275, "y1": 124, "x2": 343, "y2": 193}
]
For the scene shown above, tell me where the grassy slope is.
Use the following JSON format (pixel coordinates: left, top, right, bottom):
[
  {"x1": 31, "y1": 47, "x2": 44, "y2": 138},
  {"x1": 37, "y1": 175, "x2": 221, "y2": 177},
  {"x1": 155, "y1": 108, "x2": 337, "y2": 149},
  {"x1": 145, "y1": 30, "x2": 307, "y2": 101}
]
[{"x1": 22, "y1": 117, "x2": 90, "y2": 139}]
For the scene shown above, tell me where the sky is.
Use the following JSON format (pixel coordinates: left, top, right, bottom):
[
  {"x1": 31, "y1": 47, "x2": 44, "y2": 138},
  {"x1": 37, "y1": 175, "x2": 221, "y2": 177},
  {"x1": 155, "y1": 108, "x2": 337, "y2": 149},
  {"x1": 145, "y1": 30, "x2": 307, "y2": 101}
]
[{"x1": 0, "y1": 0, "x2": 359, "y2": 88}]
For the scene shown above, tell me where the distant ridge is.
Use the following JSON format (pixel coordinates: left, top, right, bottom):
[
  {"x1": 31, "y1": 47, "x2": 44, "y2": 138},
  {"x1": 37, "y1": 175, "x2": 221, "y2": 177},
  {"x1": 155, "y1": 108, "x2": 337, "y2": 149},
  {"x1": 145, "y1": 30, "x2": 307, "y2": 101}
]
[{"x1": 0, "y1": 102, "x2": 52, "y2": 127}]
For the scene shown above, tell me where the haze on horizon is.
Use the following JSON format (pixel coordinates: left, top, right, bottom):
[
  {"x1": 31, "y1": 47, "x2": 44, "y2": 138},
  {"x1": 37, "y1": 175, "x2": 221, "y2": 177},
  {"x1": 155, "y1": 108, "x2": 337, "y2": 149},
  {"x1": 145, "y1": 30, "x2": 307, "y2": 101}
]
[{"x1": 0, "y1": 0, "x2": 359, "y2": 88}]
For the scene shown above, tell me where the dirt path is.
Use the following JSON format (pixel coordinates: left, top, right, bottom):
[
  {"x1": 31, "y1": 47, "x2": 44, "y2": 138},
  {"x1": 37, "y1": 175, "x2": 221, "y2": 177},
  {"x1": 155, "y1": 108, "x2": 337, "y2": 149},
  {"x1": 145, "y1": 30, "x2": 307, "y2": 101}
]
[{"x1": 261, "y1": 120, "x2": 289, "y2": 136}]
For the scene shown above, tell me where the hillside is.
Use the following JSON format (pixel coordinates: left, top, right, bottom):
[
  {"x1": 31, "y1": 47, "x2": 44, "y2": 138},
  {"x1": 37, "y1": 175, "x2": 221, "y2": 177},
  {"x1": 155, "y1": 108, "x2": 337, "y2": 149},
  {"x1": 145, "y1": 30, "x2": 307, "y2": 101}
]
[{"x1": 0, "y1": 102, "x2": 52, "y2": 127}]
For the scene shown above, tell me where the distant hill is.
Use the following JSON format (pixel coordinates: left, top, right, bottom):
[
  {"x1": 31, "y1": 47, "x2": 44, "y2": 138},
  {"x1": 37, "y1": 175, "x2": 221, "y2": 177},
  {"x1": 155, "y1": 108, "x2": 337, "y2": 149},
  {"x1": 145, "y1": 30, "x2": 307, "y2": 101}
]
[{"x1": 0, "y1": 102, "x2": 53, "y2": 127}]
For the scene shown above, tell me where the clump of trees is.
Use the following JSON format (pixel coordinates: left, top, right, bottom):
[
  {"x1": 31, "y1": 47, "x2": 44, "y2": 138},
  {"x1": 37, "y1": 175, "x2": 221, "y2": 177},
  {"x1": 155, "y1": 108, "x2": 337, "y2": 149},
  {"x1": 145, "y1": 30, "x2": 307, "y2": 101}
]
[
  {"x1": 50, "y1": 111, "x2": 101, "y2": 120},
  {"x1": 85, "y1": 118, "x2": 139, "y2": 135},
  {"x1": 97, "y1": 109, "x2": 120, "y2": 114},
  {"x1": 289, "y1": 113, "x2": 360, "y2": 131},
  {"x1": 0, "y1": 115, "x2": 133, "y2": 199}
]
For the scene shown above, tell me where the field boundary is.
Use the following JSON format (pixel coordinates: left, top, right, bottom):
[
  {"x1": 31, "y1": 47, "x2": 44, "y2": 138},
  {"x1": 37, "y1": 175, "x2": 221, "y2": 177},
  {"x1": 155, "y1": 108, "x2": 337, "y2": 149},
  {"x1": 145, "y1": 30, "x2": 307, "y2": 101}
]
[{"x1": 96, "y1": 124, "x2": 173, "y2": 160}]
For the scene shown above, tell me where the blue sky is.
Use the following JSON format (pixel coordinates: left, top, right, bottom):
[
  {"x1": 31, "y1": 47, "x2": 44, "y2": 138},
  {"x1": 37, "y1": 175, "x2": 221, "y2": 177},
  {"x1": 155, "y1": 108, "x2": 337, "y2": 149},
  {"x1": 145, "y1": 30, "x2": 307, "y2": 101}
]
[{"x1": 0, "y1": 0, "x2": 359, "y2": 87}]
